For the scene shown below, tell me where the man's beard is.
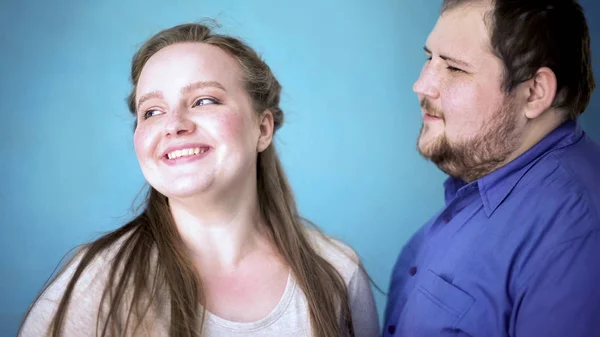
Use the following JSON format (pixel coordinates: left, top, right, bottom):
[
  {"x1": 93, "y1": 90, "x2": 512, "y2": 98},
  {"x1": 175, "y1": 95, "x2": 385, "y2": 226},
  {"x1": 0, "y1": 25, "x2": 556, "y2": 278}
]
[{"x1": 418, "y1": 96, "x2": 521, "y2": 182}]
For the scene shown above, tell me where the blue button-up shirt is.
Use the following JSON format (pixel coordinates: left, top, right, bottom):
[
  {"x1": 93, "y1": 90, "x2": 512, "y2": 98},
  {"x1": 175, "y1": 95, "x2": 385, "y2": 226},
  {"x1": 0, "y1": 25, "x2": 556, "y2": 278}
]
[{"x1": 384, "y1": 121, "x2": 600, "y2": 337}]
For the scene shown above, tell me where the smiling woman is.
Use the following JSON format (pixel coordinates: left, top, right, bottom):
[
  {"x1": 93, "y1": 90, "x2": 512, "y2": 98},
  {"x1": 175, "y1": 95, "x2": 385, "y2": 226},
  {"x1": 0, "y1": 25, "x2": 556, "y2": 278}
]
[{"x1": 17, "y1": 23, "x2": 379, "y2": 337}]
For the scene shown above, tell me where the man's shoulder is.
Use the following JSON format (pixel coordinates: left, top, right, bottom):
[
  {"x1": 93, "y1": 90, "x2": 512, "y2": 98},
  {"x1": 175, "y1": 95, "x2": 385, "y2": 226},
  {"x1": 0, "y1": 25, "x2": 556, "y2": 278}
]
[
  {"x1": 550, "y1": 133, "x2": 600, "y2": 188},
  {"x1": 504, "y1": 137, "x2": 600, "y2": 247},
  {"x1": 531, "y1": 134, "x2": 600, "y2": 214},
  {"x1": 515, "y1": 133, "x2": 599, "y2": 200}
]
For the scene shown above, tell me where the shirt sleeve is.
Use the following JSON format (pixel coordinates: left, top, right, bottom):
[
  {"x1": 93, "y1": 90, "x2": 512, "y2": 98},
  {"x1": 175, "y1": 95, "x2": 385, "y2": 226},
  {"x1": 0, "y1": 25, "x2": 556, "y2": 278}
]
[
  {"x1": 347, "y1": 262, "x2": 381, "y2": 337},
  {"x1": 513, "y1": 230, "x2": 600, "y2": 337}
]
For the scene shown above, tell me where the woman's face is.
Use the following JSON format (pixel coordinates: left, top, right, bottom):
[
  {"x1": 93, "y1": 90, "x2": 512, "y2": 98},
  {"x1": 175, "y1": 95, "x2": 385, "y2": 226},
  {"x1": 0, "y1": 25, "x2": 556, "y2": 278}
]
[{"x1": 133, "y1": 42, "x2": 272, "y2": 200}]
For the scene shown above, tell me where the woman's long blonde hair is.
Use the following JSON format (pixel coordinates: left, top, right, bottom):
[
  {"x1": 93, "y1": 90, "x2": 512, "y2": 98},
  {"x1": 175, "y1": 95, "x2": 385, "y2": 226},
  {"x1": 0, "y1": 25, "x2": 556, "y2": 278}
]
[{"x1": 20, "y1": 22, "x2": 354, "y2": 337}]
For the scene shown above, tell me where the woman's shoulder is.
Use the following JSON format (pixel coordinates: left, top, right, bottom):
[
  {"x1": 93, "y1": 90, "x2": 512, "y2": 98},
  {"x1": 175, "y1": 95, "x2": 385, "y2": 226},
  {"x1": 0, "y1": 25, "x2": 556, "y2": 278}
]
[
  {"x1": 45, "y1": 231, "x2": 133, "y2": 297},
  {"x1": 19, "y1": 232, "x2": 132, "y2": 336},
  {"x1": 305, "y1": 228, "x2": 360, "y2": 284}
]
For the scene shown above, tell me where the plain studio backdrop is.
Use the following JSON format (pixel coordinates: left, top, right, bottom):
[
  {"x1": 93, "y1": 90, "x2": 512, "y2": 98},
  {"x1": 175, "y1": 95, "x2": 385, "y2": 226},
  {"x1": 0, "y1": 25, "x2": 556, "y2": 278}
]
[{"x1": 1, "y1": 1, "x2": 599, "y2": 336}]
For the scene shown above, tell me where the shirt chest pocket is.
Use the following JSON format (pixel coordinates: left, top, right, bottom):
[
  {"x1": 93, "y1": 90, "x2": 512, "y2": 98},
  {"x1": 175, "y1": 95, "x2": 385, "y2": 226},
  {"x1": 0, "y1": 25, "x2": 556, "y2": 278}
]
[{"x1": 398, "y1": 269, "x2": 475, "y2": 336}]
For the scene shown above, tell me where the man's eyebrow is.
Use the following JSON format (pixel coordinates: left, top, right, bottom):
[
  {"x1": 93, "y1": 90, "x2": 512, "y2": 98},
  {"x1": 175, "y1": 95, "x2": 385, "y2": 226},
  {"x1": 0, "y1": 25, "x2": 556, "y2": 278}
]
[{"x1": 424, "y1": 46, "x2": 472, "y2": 68}]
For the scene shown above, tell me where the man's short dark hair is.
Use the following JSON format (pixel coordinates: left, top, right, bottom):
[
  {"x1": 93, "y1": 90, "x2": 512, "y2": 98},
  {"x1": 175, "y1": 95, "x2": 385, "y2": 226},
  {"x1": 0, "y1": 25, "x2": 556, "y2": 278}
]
[{"x1": 442, "y1": 0, "x2": 595, "y2": 119}]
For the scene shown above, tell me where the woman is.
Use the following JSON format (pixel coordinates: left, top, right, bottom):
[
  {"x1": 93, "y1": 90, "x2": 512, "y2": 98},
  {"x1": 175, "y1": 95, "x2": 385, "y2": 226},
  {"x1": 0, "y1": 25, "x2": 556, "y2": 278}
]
[{"x1": 19, "y1": 23, "x2": 379, "y2": 337}]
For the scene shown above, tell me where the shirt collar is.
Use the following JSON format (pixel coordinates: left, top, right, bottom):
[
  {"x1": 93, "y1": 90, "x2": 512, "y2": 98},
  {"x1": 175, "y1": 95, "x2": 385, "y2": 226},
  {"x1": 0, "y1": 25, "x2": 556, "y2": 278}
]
[{"x1": 443, "y1": 121, "x2": 583, "y2": 216}]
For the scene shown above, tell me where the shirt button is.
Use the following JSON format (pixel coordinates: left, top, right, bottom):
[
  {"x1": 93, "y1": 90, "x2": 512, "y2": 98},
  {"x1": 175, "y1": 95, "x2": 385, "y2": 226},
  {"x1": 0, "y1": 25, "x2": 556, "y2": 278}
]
[
  {"x1": 409, "y1": 266, "x2": 417, "y2": 276},
  {"x1": 388, "y1": 325, "x2": 396, "y2": 334}
]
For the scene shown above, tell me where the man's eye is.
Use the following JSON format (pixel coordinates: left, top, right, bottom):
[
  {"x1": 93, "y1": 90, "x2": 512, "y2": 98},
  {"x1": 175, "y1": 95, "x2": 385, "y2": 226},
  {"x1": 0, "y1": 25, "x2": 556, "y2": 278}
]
[{"x1": 447, "y1": 66, "x2": 464, "y2": 73}]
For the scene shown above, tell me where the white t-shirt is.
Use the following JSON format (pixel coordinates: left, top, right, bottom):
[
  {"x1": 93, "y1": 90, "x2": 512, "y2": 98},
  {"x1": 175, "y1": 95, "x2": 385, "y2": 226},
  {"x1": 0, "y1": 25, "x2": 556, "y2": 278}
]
[{"x1": 20, "y1": 230, "x2": 380, "y2": 336}]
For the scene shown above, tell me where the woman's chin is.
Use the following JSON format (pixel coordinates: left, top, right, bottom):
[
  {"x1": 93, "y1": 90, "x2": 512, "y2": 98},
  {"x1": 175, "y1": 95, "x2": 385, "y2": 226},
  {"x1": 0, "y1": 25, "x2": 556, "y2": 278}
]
[{"x1": 153, "y1": 180, "x2": 215, "y2": 201}]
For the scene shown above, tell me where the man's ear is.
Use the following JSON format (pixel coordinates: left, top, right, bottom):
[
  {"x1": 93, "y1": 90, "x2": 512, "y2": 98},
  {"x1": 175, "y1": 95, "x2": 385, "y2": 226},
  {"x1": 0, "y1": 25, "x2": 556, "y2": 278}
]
[{"x1": 520, "y1": 67, "x2": 557, "y2": 119}]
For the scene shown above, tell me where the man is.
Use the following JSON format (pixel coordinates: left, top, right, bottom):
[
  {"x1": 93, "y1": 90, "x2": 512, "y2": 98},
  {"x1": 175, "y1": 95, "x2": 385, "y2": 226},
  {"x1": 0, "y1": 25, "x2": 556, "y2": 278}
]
[{"x1": 384, "y1": 0, "x2": 600, "y2": 336}]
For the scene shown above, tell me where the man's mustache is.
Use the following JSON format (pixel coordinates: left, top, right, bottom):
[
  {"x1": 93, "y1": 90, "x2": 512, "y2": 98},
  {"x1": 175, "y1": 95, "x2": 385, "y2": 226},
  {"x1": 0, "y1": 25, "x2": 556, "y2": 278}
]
[{"x1": 421, "y1": 98, "x2": 444, "y2": 119}]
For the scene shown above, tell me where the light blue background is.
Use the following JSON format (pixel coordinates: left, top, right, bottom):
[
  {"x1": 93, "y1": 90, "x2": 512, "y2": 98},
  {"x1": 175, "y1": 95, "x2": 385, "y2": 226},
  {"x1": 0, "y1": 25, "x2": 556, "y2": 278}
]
[{"x1": 1, "y1": 1, "x2": 599, "y2": 336}]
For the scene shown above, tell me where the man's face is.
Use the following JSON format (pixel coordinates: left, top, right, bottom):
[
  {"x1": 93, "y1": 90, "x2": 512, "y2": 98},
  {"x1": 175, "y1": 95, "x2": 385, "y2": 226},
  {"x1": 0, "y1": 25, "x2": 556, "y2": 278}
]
[{"x1": 414, "y1": 3, "x2": 526, "y2": 181}]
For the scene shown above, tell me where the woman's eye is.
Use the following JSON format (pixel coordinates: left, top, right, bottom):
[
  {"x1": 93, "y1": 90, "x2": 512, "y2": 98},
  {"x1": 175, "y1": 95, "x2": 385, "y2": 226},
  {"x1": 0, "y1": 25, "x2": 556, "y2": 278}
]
[
  {"x1": 193, "y1": 98, "x2": 218, "y2": 107},
  {"x1": 143, "y1": 109, "x2": 161, "y2": 120}
]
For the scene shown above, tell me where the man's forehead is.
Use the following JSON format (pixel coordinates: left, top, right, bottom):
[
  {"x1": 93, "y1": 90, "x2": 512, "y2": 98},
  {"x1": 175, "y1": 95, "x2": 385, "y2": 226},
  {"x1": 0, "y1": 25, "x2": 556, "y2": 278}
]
[{"x1": 427, "y1": 4, "x2": 493, "y2": 59}]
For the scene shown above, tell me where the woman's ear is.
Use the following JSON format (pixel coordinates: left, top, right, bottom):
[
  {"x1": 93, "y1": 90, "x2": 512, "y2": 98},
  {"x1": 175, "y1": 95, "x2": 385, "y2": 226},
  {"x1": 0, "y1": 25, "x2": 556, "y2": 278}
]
[{"x1": 257, "y1": 109, "x2": 275, "y2": 152}]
